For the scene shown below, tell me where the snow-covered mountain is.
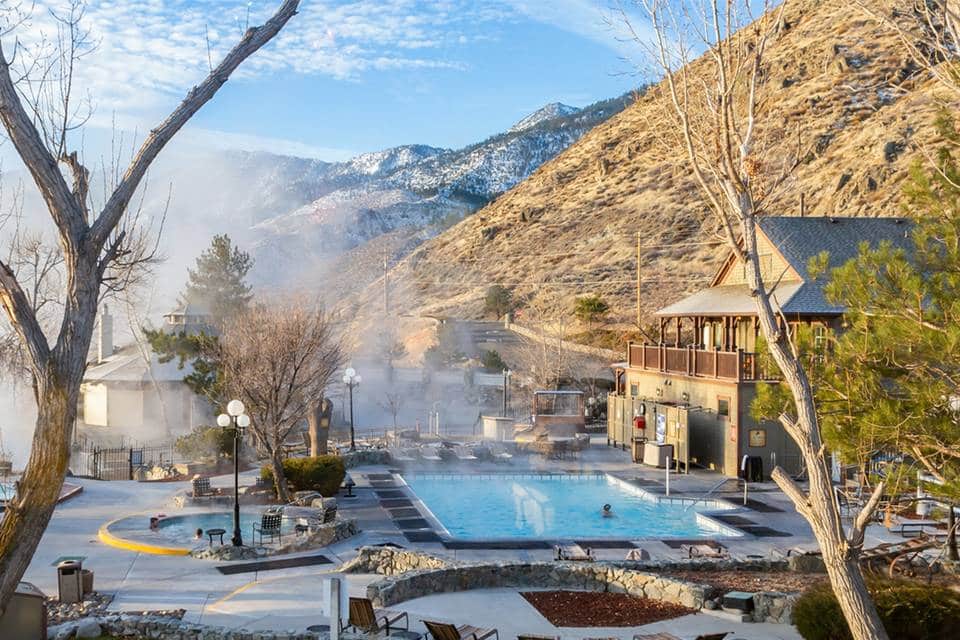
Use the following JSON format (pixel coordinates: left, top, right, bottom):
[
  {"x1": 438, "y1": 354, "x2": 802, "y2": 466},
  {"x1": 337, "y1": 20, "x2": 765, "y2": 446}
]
[
  {"x1": 247, "y1": 93, "x2": 633, "y2": 287},
  {"x1": 508, "y1": 102, "x2": 579, "y2": 133}
]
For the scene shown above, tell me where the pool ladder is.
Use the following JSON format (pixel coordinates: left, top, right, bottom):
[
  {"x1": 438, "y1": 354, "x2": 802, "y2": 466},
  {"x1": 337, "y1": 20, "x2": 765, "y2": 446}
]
[{"x1": 682, "y1": 478, "x2": 733, "y2": 512}]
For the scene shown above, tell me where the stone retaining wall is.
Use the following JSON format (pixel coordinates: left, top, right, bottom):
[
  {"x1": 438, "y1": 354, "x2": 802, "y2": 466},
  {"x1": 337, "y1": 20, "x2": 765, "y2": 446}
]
[
  {"x1": 342, "y1": 546, "x2": 451, "y2": 575},
  {"x1": 366, "y1": 562, "x2": 710, "y2": 610},
  {"x1": 191, "y1": 519, "x2": 357, "y2": 560},
  {"x1": 341, "y1": 449, "x2": 391, "y2": 468},
  {"x1": 353, "y1": 547, "x2": 796, "y2": 624}
]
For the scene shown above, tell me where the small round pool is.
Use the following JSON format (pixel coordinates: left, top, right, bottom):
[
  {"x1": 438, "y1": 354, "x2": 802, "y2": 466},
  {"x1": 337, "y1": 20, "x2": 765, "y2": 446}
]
[
  {"x1": 155, "y1": 511, "x2": 300, "y2": 543},
  {"x1": 101, "y1": 510, "x2": 301, "y2": 554}
]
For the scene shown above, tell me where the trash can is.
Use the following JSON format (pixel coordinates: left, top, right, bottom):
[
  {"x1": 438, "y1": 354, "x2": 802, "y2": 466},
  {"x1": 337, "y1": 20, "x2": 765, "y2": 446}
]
[
  {"x1": 0, "y1": 582, "x2": 46, "y2": 640},
  {"x1": 81, "y1": 569, "x2": 94, "y2": 595},
  {"x1": 57, "y1": 560, "x2": 83, "y2": 604},
  {"x1": 631, "y1": 438, "x2": 645, "y2": 463}
]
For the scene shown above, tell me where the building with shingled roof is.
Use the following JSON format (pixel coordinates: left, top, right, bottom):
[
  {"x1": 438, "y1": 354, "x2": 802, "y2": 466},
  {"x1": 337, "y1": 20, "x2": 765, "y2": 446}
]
[{"x1": 607, "y1": 216, "x2": 914, "y2": 479}]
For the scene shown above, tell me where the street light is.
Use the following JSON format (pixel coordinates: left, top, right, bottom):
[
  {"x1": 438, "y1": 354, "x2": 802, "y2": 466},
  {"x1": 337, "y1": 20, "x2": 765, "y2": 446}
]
[
  {"x1": 217, "y1": 399, "x2": 250, "y2": 547},
  {"x1": 342, "y1": 367, "x2": 361, "y2": 451}
]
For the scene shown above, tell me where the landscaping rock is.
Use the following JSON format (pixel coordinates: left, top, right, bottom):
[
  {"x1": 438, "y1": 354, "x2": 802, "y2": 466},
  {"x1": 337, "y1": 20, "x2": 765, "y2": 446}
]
[
  {"x1": 74, "y1": 618, "x2": 102, "y2": 638},
  {"x1": 787, "y1": 553, "x2": 826, "y2": 574}
]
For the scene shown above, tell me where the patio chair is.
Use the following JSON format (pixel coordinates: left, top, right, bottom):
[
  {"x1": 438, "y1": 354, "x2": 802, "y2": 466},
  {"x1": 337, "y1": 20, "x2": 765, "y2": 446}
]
[
  {"x1": 251, "y1": 511, "x2": 283, "y2": 545},
  {"x1": 424, "y1": 620, "x2": 498, "y2": 640},
  {"x1": 191, "y1": 476, "x2": 214, "y2": 497},
  {"x1": 342, "y1": 597, "x2": 408, "y2": 634}
]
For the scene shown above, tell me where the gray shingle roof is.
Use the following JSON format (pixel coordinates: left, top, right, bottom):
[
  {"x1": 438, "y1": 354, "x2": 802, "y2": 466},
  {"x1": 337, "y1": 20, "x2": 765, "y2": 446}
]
[
  {"x1": 757, "y1": 216, "x2": 913, "y2": 278},
  {"x1": 656, "y1": 216, "x2": 914, "y2": 317}
]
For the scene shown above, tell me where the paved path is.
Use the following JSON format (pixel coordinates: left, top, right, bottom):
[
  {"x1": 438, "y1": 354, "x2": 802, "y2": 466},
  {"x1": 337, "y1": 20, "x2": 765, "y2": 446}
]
[{"x1": 18, "y1": 445, "x2": 909, "y2": 637}]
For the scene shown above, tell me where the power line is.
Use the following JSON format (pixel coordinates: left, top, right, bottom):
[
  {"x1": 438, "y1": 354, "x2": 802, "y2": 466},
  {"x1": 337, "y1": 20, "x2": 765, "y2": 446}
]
[{"x1": 407, "y1": 276, "x2": 707, "y2": 287}]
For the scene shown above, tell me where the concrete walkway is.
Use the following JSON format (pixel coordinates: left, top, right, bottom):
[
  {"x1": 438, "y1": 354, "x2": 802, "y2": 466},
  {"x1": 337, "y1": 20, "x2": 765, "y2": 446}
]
[{"x1": 17, "y1": 445, "x2": 907, "y2": 637}]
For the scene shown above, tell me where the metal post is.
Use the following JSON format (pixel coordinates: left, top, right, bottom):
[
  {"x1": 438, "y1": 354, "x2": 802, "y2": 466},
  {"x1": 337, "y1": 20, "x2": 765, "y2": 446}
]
[
  {"x1": 665, "y1": 456, "x2": 671, "y2": 496},
  {"x1": 329, "y1": 576, "x2": 342, "y2": 640},
  {"x1": 502, "y1": 370, "x2": 508, "y2": 416},
  {"x1": 348, "y1": 382, "x2": 356, "y2": 451},
  {"x1": 232, "y1": 421, "x2": 243, "y2": 547},
  {"x1": 743, "y1": 479, "x2": 748, "y2": 506}
]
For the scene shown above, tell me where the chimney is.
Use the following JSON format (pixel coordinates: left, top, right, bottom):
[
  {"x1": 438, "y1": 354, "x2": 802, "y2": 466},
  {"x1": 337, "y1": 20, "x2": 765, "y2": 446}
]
[{"x1": 97, "y1": 304, "x2": 113, "y2": 363}]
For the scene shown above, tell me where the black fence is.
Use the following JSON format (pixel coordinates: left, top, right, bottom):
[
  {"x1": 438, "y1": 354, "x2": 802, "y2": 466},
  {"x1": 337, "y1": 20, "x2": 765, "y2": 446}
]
[{"x1": 72, "y1": 440, "x2": 182, "y2": 480}]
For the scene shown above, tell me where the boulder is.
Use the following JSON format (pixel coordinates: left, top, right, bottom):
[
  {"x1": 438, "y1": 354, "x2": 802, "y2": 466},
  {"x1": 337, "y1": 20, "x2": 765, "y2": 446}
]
[{"x1": 74, "y1": 618, "x2": 102, "y2": 638}]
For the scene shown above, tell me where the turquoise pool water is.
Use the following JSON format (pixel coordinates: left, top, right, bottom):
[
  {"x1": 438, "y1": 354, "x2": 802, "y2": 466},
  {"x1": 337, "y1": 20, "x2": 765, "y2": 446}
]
[
  {"x1": 403, "y1": 473, "x2": 739, "y2": 540},
  {"x1": 155, "y1": 511, "x2": 298, "y2": 543}
]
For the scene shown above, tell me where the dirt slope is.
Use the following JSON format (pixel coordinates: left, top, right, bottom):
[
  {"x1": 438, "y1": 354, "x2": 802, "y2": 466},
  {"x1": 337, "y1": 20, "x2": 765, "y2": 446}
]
[{"x1": 353, "y1": 0, "x2": 945, "y2": 326}]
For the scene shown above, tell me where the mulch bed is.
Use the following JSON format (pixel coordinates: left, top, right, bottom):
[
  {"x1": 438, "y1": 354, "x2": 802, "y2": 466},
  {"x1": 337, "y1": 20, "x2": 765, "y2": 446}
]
[
  {"x1": 521, "y1": 591, "x2": 693, "y2": 627},
  {"x1": 662, "y1": 570, "x2": 826, "y2": 594}
]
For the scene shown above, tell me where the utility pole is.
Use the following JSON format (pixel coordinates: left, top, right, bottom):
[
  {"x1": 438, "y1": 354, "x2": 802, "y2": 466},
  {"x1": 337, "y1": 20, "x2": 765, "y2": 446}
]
[{"x1": 636, "y1": 231, "x2": 642, "y2": 330}]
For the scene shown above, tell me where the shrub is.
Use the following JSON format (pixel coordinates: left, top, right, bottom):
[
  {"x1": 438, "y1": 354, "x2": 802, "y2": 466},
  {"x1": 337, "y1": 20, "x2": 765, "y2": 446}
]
[
  {"x1": 483, "y1": 285, "x2": 513, "y2": 319},
  {"x1": 793, "y1": 579, "x2": 960, "y2": 640},
  {"x1": 174, "y1": 425, "x2": 233, "y2": 461},
  {"x1": 573, "y1": 295, "x2": 610, "y2": 327},
  {"x1": 480, "y1": 349, "x2": 508, "y2": 372},
  {"x1": 260, "y1": 455, "x2": 346, "y2": 496}
]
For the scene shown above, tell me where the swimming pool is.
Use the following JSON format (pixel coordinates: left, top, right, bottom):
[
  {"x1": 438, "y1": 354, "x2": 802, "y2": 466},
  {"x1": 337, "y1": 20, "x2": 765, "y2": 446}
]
[{"x1": 402, "y1": 473, "x2": 741, "y2": 540}]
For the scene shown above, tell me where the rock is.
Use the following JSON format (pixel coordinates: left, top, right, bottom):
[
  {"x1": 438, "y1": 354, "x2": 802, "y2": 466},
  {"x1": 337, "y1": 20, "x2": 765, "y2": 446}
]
[
  {"x1": 788, "y1": 553, "x2": 826, "y2": 574},
  {"x1": 74, "y1": 618, "x2": 102, "y2": 638},
  {"x1": 704, "y1": 599, "x2": 718, "y2": 610}
]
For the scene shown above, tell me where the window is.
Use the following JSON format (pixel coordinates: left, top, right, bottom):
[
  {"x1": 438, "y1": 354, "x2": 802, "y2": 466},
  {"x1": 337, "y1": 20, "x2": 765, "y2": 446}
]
[
  {"x1": 630, "y1": 384, "x2": 639, "y2": 397},
  {"x1": 717, "y1": 396, "x2": 730, "y2": 418}
]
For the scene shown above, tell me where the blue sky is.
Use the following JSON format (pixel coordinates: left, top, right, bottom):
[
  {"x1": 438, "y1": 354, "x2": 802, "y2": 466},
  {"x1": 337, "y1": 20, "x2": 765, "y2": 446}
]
[{"x1": 10, "y1": 0, "x2": 651, "y2": 161}]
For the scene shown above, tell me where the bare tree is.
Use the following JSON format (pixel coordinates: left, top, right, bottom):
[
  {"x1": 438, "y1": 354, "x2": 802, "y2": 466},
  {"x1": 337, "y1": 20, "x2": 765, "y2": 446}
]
[
  {"x1": 0, "y1": 0, "x2": 300, "y2": 613},
  {"x1": 620, "y1": 1, "x2": 888, "y2": 638},
  {"x1": 218, "y1": 302, "x2": 345, "y2": 502},
  {"x1": 379, "y1": 391, "x2": 404, "y2": 430},
  {"x1": 512, "y1": 290, "x2": 576, "y2": 394},
  {"x1": 858, "y1": 1, "x2": 960, "y2": 100}
]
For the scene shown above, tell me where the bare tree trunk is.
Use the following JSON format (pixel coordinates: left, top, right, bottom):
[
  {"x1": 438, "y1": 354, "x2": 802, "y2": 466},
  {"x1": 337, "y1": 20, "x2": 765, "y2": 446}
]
[
  {"x1": 270, "y1": 447, "x2": 291, "y2": 503},
  {"x1": 307, "y1": 401, "x2": 330, "y2": 457},
  {"x1": 0, "y1": 382, "x2": 74, "y2": 607}
]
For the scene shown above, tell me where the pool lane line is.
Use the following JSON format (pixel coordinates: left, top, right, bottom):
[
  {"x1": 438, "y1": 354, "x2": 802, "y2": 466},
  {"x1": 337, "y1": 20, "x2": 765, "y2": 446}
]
[{"x1": 98, "y1": 518, "x2": 192, "y2": 556}]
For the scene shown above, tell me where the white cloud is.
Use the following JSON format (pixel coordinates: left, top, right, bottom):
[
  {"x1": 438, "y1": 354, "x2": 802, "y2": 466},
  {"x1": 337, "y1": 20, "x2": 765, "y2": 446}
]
[{"x1": 8, "y1": 0, "x2": 506, "y2": 122}]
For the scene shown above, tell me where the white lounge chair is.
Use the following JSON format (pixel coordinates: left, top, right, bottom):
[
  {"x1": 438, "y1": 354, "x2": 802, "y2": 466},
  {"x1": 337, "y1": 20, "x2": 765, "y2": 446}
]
[
  {"x1": 389, "y1": 448, "x2": 416, "y2": 463},
  {"x1": 454, "y1": 446, "x2": 478, "y2": 461},
  {"x1": 419, "y1": 446, "x2": 442, "y2": 462}
]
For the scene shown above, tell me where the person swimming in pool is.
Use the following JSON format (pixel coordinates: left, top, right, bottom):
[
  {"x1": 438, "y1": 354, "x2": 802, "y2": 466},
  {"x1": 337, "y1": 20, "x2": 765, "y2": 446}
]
[
  {"x1": 195, "y1": 528, "x2": 204, "y2": 540},
  {"x1": 601, "y1": 503, "x2": 614, "y2": 517}
]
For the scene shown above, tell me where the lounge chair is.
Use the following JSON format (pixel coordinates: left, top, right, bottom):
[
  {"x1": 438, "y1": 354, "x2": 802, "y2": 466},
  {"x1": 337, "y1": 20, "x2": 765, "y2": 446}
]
[
  {"x1": 251, "y1": 511, "x2": 283, "y2": 545},
  {"x1": 683, "y1": 543, "x2": 728, "y2": 559},
  {"x1": 454, "y1": 446, "x2": 478, "y2": 461},
  {"x1": 424, "y1": 620, "x2": 498, "y2": 640},
  {"x1": 419, "y1": 446, "x2": 443, "y2": 462},
  {"x1": 491, "y1": 444, "x2": 514, "y2": 462},
  {"x1": 342, "y1": 597, "x2": 408, "y2": 635},
  {"x1": 389, "y1": 448, "x2": 416, "y2": 463},
  {"x1": 191, "y1": 476, "x2": 214, "y2": 497},
  {"x1": 554, "y1": 544, "x2": 593, "y2": 562}
]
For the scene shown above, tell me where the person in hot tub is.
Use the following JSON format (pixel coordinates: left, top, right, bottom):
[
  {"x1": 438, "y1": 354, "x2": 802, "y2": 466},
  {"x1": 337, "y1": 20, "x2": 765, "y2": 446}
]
[{"x1": 601, "y1": 503, "x2": 615, "y2": 518}]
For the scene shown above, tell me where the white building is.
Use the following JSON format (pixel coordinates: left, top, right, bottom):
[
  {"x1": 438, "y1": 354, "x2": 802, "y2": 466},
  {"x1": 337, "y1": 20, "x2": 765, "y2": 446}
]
[{"x1": 76, "y1": 304, "x2": 213, "y2": 446}]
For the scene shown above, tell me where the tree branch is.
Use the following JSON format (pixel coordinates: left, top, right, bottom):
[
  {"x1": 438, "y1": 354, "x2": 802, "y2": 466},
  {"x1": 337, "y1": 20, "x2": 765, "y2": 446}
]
[
  {"x1": 0, "y1": 258, "x2": 50, "y2": 369},
  {"x1": 0, "y1": 43, "x2": 86, "y2": 247},
  {"x1": 772, "y1": 465, "x2": 812, "y2": 518},
  {"x1": 89, "y1": 0, "x2": 300, "y2": 250},
  {"x1": 849, "y1": 480, "x2": 885, "y2": 550}
]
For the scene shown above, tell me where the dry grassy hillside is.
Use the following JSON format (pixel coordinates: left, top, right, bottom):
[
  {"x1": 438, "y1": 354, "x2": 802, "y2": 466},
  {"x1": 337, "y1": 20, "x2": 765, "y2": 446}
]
[{"x1": 351, "y1": 0, "x2": 945, "y2": 328}]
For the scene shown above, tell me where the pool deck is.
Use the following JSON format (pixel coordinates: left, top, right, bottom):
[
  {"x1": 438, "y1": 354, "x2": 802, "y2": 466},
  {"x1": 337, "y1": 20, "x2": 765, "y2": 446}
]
[{"x1": 20, "y1": 440, "x2": 909, "y2": 638}]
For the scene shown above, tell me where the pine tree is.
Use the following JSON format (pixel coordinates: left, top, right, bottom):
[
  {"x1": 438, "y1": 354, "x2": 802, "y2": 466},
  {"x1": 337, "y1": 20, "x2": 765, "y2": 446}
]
[{"x1": 182, "y1": 234, "x2": 253, "y2": 325}]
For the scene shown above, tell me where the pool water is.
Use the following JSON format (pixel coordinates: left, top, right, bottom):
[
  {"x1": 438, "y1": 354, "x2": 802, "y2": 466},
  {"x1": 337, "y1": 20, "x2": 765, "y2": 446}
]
[
  {"x1": 156, "y1": 511, "x2": 299, "y2": 543},
  {"x1": 403, "y1": 473, "x2": 739, "y2": 540}
]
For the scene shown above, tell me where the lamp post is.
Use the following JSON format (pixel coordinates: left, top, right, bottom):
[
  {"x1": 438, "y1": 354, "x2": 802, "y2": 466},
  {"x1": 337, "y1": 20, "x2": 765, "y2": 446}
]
[
  {"x1": 342, "y1": 367, "x2": 361, "y2": 451},
  {"x1": 217, "y1": 399, "x2": 250, "y2": 547}
]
